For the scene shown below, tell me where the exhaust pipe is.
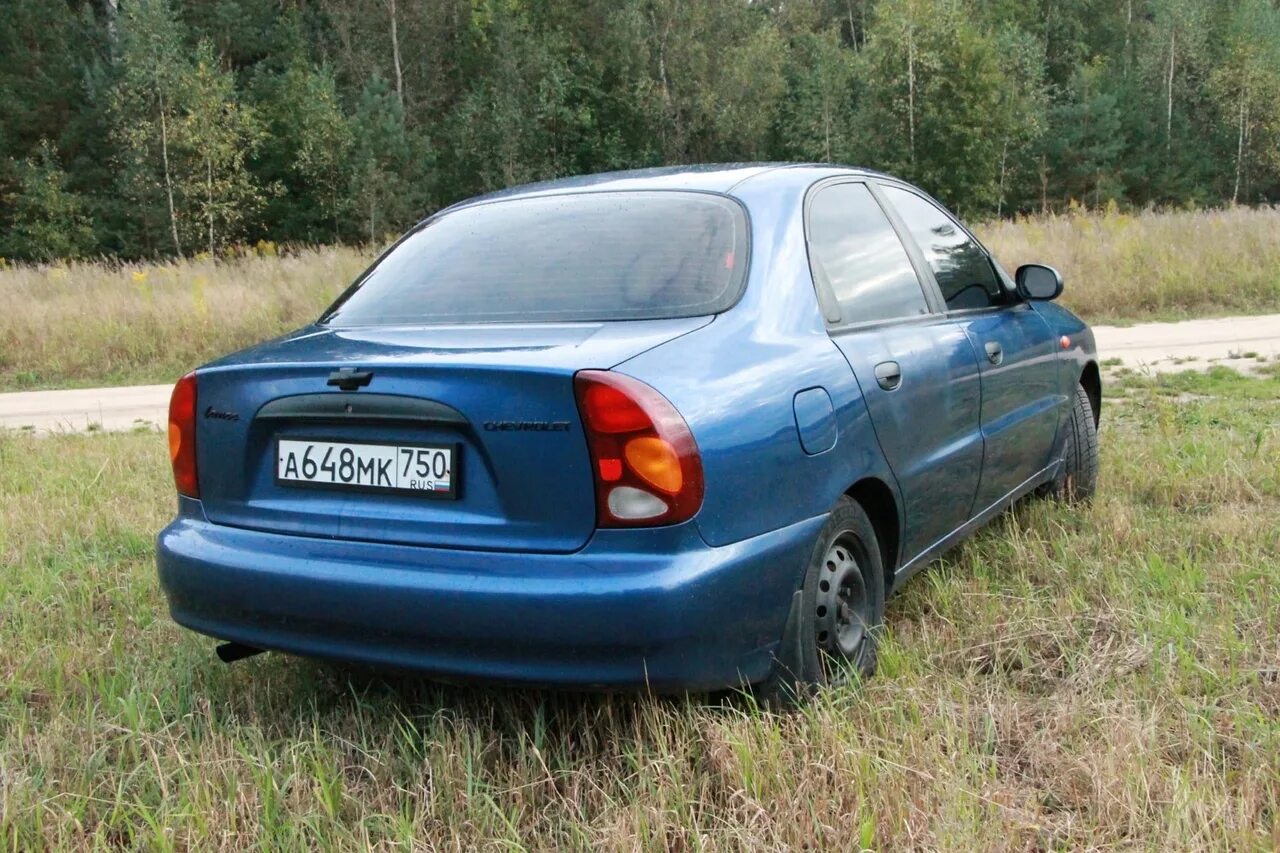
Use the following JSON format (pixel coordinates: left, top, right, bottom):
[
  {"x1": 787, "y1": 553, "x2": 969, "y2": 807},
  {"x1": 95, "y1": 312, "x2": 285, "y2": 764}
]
[{"x1": 216, "y1": 642, "x2": 265, "y2": 663}]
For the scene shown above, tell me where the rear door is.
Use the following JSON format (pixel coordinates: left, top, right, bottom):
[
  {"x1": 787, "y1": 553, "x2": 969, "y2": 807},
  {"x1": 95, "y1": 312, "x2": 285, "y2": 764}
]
[
  {"x1": 806, "y1": 180, "x2": 985, "y2": 562},
  {"x1": 878, "y1": 184, "x2": 1059, "y2": 511}
]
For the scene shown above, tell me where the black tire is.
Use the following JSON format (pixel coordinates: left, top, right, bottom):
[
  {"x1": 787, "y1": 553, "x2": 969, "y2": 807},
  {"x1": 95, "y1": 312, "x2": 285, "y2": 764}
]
[
  {"x1": 1047, "y1": 383, "x2": 1099, "y2": 503},
  {"x1": 755, "y1": 496, "x2": 886, "y2": 707}
]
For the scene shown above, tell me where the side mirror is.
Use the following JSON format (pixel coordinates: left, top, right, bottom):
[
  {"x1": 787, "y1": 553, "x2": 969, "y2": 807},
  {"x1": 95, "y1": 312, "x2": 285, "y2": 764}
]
[{"x1": 1015, "y1": 263, "x2": 1064, "y2": 301}]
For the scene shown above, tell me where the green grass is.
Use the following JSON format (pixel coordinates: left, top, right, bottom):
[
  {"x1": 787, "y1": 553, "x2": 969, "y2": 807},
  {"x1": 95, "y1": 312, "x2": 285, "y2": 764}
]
[
  {"x1": 2, "y1": 370, "x2": 1279, "y2": 848},
  {"x1": 2, "y1": 206, "x2": 1280, "y2": 392}
]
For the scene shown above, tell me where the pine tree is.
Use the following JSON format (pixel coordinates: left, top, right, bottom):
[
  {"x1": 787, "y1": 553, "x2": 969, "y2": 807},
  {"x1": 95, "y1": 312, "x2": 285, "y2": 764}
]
[
  {"x1": 0, "y1": 1, "x2": 103, "y2": 162},
  {"x1": 1043, "y1": 62, "x2": 1126, "y2": 209},
  {"x1": 351, "y1": 74, "x2": 416, "y2": 244}
]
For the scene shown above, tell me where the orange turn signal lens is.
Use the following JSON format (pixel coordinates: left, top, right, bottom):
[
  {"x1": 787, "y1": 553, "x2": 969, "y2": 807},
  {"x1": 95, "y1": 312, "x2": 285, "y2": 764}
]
[
  {"x1": 623, "y1": 436, "x2": 682, "y2": 494},
  {"x1": 168, "y1": 422, "x2": 183, "y2": 463}
]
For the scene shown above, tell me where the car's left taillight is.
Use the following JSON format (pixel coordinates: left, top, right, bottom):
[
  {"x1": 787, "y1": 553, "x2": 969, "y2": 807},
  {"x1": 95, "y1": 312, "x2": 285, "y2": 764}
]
[
  {"x1": 168, "y1": 372, "x2": 199, "y2": 498},
  {"x1": 574, "y1": 370, "x2": 703, "y2": 527}
]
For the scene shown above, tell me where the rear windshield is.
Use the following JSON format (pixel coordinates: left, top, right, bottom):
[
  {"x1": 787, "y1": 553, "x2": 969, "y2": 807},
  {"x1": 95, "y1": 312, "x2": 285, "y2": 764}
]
[{"x1": 321, "y1": 191, "x2": 749, "y2": 326}]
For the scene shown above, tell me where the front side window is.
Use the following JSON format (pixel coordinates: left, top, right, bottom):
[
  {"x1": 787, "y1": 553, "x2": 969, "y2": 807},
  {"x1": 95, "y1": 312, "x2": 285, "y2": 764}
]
[
  {"x1": 806, "y1": 182, "x2": 930, "y2": 324},
  {"x1": 322, "y1": 191, "x2": 748, "y2": 326},
  {"x1": 880, "y1": 186, "x2": 1007, "y2": 311}
]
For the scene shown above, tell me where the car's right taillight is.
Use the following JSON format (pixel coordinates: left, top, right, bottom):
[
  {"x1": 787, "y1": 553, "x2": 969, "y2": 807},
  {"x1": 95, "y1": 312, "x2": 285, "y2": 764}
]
[
  {"x1": 168, "y1": 372, "x2": 199, "y2": 498},
  {"x1": 574, "y1": 370, "x2": 704, "y2": 527}
]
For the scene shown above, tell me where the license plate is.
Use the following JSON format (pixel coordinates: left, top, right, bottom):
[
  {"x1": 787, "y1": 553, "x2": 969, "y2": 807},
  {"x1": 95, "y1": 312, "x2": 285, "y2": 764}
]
[{"x1": 276, "y1": 438, "x2": 457, "y2": 498}]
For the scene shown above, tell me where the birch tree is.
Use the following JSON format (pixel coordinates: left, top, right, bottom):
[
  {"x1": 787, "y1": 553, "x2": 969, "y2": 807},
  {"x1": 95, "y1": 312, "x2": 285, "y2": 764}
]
[
  {"x1": 1209, "y1": 0, "x2": 1280, "y2": 203},
  {"x1": 1144, "y1": 0, "x2": 1209, "y2": 153},
  {"x1": 855, "y1": 0, "x2": 1008, "y2": 213},
  {"x1": 112, "y1": 0, "x2": 190, "y2": 255},
  {"x1": 179, "y1": 42, "x2": 265, "y2": 254}
]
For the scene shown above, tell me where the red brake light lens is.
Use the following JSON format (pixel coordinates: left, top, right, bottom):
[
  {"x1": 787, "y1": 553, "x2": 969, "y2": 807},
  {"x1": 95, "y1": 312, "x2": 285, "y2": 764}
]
[
  {"x1": 574, "y1": 370, "x2": 703, "y2": 527},
  {"x1": 168, "y1": 372, "x2": 199, "y2": 498},
  {"x1": 580, "y1": 382, "x2": 651, "y2": 433}
]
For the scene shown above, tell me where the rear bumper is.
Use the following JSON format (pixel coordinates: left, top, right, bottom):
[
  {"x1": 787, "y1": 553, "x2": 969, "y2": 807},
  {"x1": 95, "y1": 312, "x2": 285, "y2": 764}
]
[{"x1": 156, "y1": 510, "x2": 823, "y2": 691}]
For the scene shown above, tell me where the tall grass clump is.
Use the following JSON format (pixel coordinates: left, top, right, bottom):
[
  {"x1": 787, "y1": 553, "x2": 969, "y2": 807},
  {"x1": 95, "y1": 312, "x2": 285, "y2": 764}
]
[
  {"x1": 978, "y1": 204, "x2": 1280, "y2": 321},
  {"x1": 0, "y1": 246, "x2": 371, "y2": 390}
]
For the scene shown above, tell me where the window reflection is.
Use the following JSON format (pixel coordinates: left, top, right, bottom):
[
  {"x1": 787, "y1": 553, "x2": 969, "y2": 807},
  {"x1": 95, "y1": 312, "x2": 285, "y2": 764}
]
[
  {"x1": 808, "y1": 183, "x2": 929, "y2": 323},
  {"x1": 881, "y1": 187, "x2": 1005, "y2": 311},
  {"x1": 324, "y1": 192, "x2": 748, "y2": 326}
]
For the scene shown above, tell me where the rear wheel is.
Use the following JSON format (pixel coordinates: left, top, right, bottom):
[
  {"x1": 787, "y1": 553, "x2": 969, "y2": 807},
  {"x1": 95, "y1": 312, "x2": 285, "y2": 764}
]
[
  {"x1": 756, "y1": 497, "x2": 885, "y2": 706},
  {"x1": 1046, "y1": 383, "x2": 1099, "y2": 503}
]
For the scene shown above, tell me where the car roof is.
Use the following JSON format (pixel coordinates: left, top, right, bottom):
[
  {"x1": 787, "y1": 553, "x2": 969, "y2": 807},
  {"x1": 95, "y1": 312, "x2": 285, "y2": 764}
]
[{"x1": 443, "y1": 163, "x2": 897, "y2": 212}]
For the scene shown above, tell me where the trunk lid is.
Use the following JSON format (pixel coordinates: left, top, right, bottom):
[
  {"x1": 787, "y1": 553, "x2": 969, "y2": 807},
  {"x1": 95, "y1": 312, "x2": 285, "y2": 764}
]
[{"x1": 194, "y1": 318, "x2": 707, "y2": 553}]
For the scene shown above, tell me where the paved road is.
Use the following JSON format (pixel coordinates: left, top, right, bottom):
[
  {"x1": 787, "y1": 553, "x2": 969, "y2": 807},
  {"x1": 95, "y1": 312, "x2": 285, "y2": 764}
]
[
  {"x1": 2, "y1": 313, "x2": 1277, "y2": 434},
  {"x1": 0, "y1": 383, "x2": 173, "y2": 434},
  {"x1": 1092, "y1": 313, "x2": 1280, "y2": 374}
]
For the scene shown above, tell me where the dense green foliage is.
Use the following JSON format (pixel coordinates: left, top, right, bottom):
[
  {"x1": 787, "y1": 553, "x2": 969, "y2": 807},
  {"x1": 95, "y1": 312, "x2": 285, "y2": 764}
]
[{"x1": 2, "y1": 0, "x2": 1279, "y2": 260}]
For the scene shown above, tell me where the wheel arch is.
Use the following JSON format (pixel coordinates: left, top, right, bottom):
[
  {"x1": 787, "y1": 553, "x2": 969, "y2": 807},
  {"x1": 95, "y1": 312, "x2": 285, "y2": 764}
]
[
  {"x1": 1079, "y1": 360, "x2": 1101, "y2": 426},
  {"x1": 845, "y1": 477, "x2": 900, "y2": 595}
]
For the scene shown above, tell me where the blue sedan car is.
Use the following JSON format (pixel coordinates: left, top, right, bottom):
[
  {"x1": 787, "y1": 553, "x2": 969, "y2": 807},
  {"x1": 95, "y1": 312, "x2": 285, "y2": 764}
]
[{"x1": 157, "y1": 164, "x2": 1100, "y2": 697}]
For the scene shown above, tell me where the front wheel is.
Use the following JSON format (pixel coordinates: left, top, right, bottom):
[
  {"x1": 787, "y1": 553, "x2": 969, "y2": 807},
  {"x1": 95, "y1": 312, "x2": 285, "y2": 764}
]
[
  {"x1": 756, "y1": 497, "x2": 886, "y2": 706},
  {"x1": 1046, "y1": 383, "x2": 1099, "y2": 503}
]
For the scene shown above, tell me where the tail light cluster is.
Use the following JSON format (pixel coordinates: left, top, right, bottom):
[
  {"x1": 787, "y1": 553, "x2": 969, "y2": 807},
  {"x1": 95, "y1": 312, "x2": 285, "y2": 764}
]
[
  {"x1": 168, "y1": 372, "x2": 199, "y2": 498},
  {"x1": 574, "y1": 370, "x2": 704, "y2": 527}
]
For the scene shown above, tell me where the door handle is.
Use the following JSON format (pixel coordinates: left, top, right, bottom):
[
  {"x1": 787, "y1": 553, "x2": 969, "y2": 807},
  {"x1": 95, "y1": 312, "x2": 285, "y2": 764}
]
[
  {"x1": 984, "y1": 341, "x2": 1003, "y2": 365},
  {"x1": 873, "y1": 361, "x2": 902, "y2": 391}
]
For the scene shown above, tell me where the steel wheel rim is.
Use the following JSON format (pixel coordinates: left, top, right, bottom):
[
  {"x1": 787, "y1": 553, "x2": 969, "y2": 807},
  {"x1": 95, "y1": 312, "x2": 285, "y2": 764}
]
[{"x1": 815, "y1": 533, "x2": 871, "y2": 662}]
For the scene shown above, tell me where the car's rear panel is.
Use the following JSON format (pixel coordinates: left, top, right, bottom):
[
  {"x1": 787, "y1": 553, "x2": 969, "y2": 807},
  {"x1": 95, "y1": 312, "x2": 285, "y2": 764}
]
[{"x1": 194, "y1": 319, "x2": 708, "y2": 553}]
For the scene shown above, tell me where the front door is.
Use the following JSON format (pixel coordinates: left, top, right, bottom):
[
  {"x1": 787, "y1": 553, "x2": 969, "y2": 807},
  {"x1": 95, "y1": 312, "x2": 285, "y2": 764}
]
[
  {"x1": 878, "y1": 184, "x2": 1060, "y2": 510},
  {"x1": 957, "y1": 305, "x2": 1059, "y2": 509}
]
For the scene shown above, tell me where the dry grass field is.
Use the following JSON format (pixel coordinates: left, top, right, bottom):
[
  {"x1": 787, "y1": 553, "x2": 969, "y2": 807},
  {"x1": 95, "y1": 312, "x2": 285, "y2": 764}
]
[
  {"x1": 979, "y1": 205, "x2": 1280, "y2": 321},
  {"x1": 0, "y1": 246, "x2": 370, "y2": 392},
  {"x1": 1, "y1": 206, "x2": 1279, "y2": 392},
  {"x1": 2, "y1": 366, "x2": 1278, "y2": 848}
]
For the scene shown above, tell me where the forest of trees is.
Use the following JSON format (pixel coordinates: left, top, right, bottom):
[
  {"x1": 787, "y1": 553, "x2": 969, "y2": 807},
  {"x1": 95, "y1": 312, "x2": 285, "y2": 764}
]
[{"x1": 2, "y1": 0, "x2": 1279, "y2": 262}]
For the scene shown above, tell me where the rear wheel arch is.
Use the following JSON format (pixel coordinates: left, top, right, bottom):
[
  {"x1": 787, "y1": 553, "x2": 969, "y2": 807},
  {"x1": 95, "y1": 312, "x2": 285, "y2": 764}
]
[
  {"x1": 1079, "y1": 361, "x2": 1101, "y2": 426},
  {"x1": 845, "y1": 477, "x2": 900, "y2": 594}
]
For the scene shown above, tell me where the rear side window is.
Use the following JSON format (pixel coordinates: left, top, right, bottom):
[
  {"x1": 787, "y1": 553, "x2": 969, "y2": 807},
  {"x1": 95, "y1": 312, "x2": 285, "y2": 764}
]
[
  {"x1": 807, "y1": 182, "x2": 930, "y2": 323},
  {"x1": 322, "y1": 191, "x2": 748, "y2": 325},
  {"x1": 880, "y1": 186, "x2": 1007, "y2": 311}
]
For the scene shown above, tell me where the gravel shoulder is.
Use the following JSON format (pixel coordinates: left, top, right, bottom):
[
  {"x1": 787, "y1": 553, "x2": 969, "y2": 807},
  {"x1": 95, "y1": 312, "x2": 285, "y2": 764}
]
[{"x1": 1092, "y1": 313, "x2": 1280, "y2": 375}]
